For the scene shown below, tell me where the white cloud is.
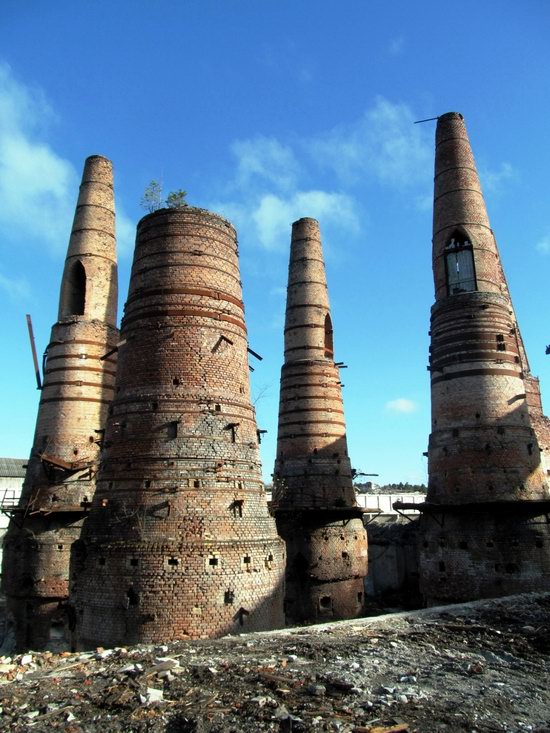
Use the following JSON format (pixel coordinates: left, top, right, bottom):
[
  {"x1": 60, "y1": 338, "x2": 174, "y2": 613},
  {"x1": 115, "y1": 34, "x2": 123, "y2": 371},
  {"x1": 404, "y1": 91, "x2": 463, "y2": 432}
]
[
  {"x1": 0, "y1": 63, "x2": 78, "y2": 252},
  {"x1": 388, "y1": 37, "x2": 405, "y2": 55},
  {"x1": 479, "y1": 161, "x2": 514, "y2": 194},
  {"x1": 231, "y1": 137, "x2": 300, "y2": 192},
  {"x1": 536, "y1": 235, "x2": 550, "y2": 255},
  {"x1": 0, "y1": 63, "x2": 136, "y2": 258},
  {"x1": 0, "y1": 271, "x2": 30, "y2": 300},
  {"x1": 252, "y1": 190, "x2": 359, "y2": 251},
  {"x1": 385, "y1": 398, "x2": 418, "y2": 414},
  {"x1": 309, "y1": 96, "x2": 432, "y2": 188}
]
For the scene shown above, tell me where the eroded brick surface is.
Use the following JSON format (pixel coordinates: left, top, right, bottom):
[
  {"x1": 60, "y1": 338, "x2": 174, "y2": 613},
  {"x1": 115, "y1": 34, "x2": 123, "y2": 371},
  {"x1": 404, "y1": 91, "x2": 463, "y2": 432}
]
[
  {"x1": 422, "y1": 113, "x2": 550, "y2": 604},
  {"x1": 272, "y1": 218, "x2": 368, "y2": 623},
  {"x1": 2, "y1": 156, "x2": 119, "y2": 650},
  {"x1": 70, "y1": 207, "x2": 285, "y2": 648}
]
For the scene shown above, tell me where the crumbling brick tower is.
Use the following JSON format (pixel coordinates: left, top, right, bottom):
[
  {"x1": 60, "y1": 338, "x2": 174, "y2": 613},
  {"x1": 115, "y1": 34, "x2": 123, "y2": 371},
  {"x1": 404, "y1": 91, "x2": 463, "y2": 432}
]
[
  {"x1": 272, "y1": 218, "x2": 368, "y2": 623},
  {"x1": 2, "y1": 156, "x2": 119, "y2": 650},
  {"x1": 419, "y1": 112, "x2": 550, "y2": 604},
  {"x1": 70, "y1": 206, "x2": 285, "y2": 648}
]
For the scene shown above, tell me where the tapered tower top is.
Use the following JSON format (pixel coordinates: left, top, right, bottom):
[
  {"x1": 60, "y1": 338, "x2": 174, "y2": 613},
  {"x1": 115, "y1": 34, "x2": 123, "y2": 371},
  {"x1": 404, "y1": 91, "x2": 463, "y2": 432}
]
[
  {"x1": 432, "y1": 112, "x2": 514, "y2": 306},
  {"x1": 58, "y1": 154, "x2": 117, "y2": 325},
  {"x1": 283, "y1": 217, "x2": 333, "y2": 363}
]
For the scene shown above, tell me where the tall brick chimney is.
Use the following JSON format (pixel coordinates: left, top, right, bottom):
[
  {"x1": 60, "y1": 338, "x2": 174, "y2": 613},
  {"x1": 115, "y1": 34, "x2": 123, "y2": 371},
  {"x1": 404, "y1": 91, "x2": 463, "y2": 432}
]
[
  {"x1": 70, "y1": 206, "x2": 285, "y2": 649},
  {"x1": 272, "y1": 218, "x2": 368, "y2": 623},
  {"x1": 419, "y1": 113, "x2": 550, "y2": 604},
  {"x1": 2, "y1": 156, "x2": 119, "y2": 650}
]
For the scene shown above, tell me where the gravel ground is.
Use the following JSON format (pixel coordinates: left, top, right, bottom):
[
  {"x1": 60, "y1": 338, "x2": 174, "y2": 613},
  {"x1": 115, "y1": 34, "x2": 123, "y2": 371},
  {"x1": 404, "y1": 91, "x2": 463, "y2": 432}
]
[{"x1": 0, "y1": 593, "x2": 549, "y2": 733}]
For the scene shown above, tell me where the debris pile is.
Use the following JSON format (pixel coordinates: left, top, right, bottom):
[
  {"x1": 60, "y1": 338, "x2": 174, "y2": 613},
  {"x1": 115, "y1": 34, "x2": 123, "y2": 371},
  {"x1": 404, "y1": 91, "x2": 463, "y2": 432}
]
[{"x1": 1, "y1": 593, "x2": 549, "y2": 732}]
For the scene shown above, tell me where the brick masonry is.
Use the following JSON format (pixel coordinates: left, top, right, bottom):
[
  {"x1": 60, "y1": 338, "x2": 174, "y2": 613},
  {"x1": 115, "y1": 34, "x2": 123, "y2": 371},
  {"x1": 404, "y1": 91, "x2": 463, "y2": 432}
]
[
  {"x1": 2, "y1": 156, "x2": 119, "y2": 650},
  {"x1": 420, "y1": 113, "x2": 550, "y2": 604},
  {"x1": 70, "y1": 207, "x2": 285, "y2": 649},
  {"x1": 272, "y1": 218, "x2": 368, "y2": 623}
]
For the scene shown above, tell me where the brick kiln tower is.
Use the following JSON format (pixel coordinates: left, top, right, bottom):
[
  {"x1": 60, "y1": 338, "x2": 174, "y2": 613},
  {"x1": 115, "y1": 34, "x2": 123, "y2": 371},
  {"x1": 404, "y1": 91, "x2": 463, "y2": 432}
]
[
  {"x1": 272, "y1": 218, "x2": 368, "y2": 623},
  {"x1": 70, "y1": 206, "x2": 285, "y2": 648},
  {"x1": 2, "y1": 156, "x2": 119, "y2": 650},
  {"x1": 418, "y1": 112, "x2": 550, "y2": 604}
]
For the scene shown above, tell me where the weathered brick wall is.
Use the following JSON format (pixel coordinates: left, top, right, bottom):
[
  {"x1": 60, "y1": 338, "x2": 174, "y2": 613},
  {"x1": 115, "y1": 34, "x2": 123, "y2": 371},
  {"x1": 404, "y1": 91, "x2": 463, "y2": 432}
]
[
  {"x1": 2, "y1": 156, "x2": 119, "y2": 650},
  {"x1": 419, "y1": 512, "x2": 550, "y2": 605},
  {"x1": 272, "y1": 218, "x2": 368, "y2": 623},
  {"x1": 423, "y1": 113, "x2": 550, "y2": 604},
  {"x1": 70, "y1": 207, "x2": 285, "y2": 649}
]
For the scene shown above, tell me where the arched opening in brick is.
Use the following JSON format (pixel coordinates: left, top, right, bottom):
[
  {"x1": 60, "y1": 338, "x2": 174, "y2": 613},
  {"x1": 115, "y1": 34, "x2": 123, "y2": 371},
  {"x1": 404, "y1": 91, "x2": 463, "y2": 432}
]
[
  {"x1": 62, "y1": 260, "x2": 86, "y2": 316},
  {"x1": 444, "y1": 231, "x2": 476, "y2": 295},
  {"x1": 324, "y1": 314, "x2": 334, "y2": 358}
]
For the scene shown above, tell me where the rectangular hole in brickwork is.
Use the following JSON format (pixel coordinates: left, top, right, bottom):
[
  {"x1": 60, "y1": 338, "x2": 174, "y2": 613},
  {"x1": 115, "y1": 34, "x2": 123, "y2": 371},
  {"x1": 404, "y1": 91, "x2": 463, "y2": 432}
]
[
  {"x1": 194, "y1": 479, "x2": 200, "y2": 488},
  {"x1": 438, "y1": 561, "x2": 446, "y2": 572},
  {"x1": 215, "y1": 404, "x2": 221, "y2": 412},
  {"x1": 209, "y1": 556, "x2": 219, "y2": 567},
  {"x1": 168, "y1": 557, "x2": 179, "y2": 566},
  {"x1": 144, "y1": 480, "x2": 151, "y2": 488},
  {"x1": 224, "y1": 590, "x2": 234, "y2": 604},
  {"x1": 357, "y1": 592, "x2": 363, "y2": 603},
  {"x1": 57, "y1": 544, "x2": 63, "y2": 551},
  {"x1": 130, "y1": 558, "x2": 139, "y2": 567},
  {"x1": 167, "y1": 421, "x2": 178, "y2": 440},
  {"x1": 98, "y1": 558, "x2": 106, "y2": 566},
  {"x1": 319, "y1": 595, "x2": 332, "y2": 610}
]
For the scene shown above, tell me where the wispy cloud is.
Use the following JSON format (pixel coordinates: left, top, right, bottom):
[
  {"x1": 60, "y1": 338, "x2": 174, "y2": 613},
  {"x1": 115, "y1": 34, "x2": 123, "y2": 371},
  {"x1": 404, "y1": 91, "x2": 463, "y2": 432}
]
[
  {"x1": 536, "y1": 235, "x2": 550, "y2": 255},
  {"x1": 309, "y1": 96, "x2": 432, "y2": 189},
  {"x1": 388, "y1": 36, "x2": 405, "y2": 56},
  {"x1": 212, "y1": 97, "x2": 435, "y2": 254},
  {"x1": 0, "y1": 63, "x2": 78, "y2": 252},
  {"x1": 231, "y1": 137, "x2": 300, "y2": 192},
  {"x1": 0, "y1": 270, "x2": 30, "y2": 301},
  {"x1": 479, "y1": 161, "x2": 514, "y2": 194},
  {"x1": 385, "y1": 398, "x2": 418, "y2": 414},
  {"x1": 0, "y1": 62, "x2": 135, "y2": 258}
]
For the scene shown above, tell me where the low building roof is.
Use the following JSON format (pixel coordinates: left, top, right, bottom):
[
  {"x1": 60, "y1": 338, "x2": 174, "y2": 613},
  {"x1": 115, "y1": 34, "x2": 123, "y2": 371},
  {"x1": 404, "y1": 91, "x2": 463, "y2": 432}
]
[{"x1": 0, "y1": 457, "x2": 27, "y2": 478}]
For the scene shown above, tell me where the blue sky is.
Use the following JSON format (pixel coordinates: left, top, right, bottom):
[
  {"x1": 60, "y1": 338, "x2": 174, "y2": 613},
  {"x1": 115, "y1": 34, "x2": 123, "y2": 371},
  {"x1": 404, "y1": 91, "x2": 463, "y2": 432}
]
[{"x1": 1, "y1": 1, "x2": 549, "y2": 485}]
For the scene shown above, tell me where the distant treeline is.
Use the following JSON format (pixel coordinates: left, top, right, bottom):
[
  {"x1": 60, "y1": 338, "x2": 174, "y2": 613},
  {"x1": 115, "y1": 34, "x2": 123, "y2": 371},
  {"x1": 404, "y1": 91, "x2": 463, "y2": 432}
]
[{"x1": 355, "y1": 482, "x2": 427, "y2": 494}]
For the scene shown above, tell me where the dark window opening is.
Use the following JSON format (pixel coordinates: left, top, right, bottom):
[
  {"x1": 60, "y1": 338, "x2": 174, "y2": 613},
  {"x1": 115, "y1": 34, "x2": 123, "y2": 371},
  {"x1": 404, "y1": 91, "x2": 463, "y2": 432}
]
[
  {"x1": 167, "y1": 421, "x2": 178, "y2": 440},
  {"x1": 505, "y1": 563, "x2": 518, "y2": 573},
  {"x1": 126, "y1": 587, "x2": 139, "y2": 607},
  {"x1": 319, "y1": 595, "x2": 332, "y2": 609},
  {"x1": 452, "y1": 428, "x2": 459, "y2": 437},
  {"x1": 231, "y1": 499, "x2": 244, "y2": 517},
  {"x1": 357, "y1": 592, "x2": 363, "y2": 603},
  {"x1": 324, "y1": 314, "x2": 334, "y2": 358},
  {"x1": 62, "y1": 260, "x2": 86, "y2": 316},
  {"x1": 527, "y1": 443, "x2": 534, "y2": 456},
  {"x1": 536, "y1": 539, "x2": 544, "y2": 548},
  {"x1": 130, "y1": 558, "x2": 139, "y2": 567},
  {"x1": 224, "y1": 590, "x2": 234, "y2": 605},
  {"x1": 215, "y1": 403, "x2": 221, "y2": 412},
  {"x1": 438, "y1": 561, "x2": 446, "y2": 572},
  {"x1": 486, "y1": 540, "x2": 494, "y2": 548},
  {"x1": 209, "y1": 557, "x2": 219, "y2": 567},
  {"x1": 167, "y1": 557, "x2": 179, "y2": 566},
  {"x1": 144, "y1": 480, "x2": 151, "y2": 488},
  {"x1": 98, "y1": 557, "x2": 106, "y2": 566},
  {"x1": 173, "y1": 377, "x2": 180, "y2": 386},
  {"x1": 57, "y1": 544, "x2": 64, "y2": 551},
  {"x1": 445, "y1": 234, "x2": 476, "y2": 295},
  {"x1": 459, "y1": 541, "x2": 468, "y2": 550},
  {"x1": 193, "y1": 479, "x2": 200, "y2": 488}
]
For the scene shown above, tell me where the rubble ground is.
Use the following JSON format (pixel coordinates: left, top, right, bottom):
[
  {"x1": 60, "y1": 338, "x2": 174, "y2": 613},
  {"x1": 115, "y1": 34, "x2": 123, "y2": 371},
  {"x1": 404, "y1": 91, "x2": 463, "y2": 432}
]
[{"x1": 0, "y1": 593, "x2": 549, "y2": 733}]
